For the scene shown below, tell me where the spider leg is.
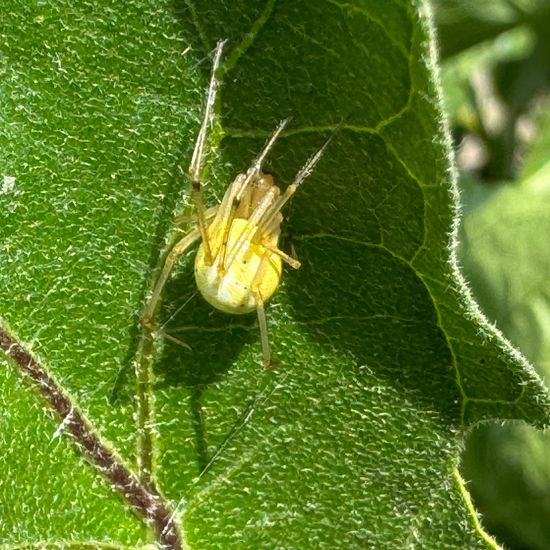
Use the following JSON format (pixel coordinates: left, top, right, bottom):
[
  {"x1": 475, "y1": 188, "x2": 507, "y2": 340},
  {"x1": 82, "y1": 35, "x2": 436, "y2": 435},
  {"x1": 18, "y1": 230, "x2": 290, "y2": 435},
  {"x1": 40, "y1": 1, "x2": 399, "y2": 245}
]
[
  {"x1": 173, "y1": 204, "x2": 219, "y2": 229},
  {"x1": 188, "y1": 39, "x2": 226, "y2": 264},
  {"x1": 236, "y1": 118, "x2": 290, "y2": 201},
  {"x1": 211, "y1": 119, "x2": 291, "y2": 271},
  {"x1": 261, "y1": 242, "x2": 300, "y2": 269},
  {"x1": 250, "y1": 245, "x2": 284, "y2": 368},
  {"x1": 161, "y1": 331, "x2": 193, "y2": 351},
  {"x1": 142, "y1": 228, "x2": 201, "y2": 325},
  {"x1": 224, "y1": 186, "x2": 278, "y2": 270},
  {"x1": 254, "y1": 290, "x2": 272, "y2": 368},
  {"x1": 258, "y1": 130, "x2": 336, "y2": 233}
]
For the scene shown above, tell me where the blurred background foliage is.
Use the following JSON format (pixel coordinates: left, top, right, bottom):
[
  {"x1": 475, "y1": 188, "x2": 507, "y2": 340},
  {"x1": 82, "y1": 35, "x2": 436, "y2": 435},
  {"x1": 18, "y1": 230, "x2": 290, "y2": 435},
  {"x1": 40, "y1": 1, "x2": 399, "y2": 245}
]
[{"x1": 432, "y1": 1, "x2": 550, "y2": 548}]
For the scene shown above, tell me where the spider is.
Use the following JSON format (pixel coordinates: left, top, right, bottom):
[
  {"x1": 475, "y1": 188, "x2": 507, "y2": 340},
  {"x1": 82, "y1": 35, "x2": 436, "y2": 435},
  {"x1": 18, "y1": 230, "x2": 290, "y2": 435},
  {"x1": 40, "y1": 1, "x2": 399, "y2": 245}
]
[{"x1": 142, "y1": 41, "x2": 333, "y2": 368}]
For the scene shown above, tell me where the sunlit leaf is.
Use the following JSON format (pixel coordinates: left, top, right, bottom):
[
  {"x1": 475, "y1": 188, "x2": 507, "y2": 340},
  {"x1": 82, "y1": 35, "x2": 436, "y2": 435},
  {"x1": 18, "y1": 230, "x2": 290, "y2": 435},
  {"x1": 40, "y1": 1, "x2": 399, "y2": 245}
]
[{"x1": 1, "y1": 1, "x2": 548, "y2": 547}]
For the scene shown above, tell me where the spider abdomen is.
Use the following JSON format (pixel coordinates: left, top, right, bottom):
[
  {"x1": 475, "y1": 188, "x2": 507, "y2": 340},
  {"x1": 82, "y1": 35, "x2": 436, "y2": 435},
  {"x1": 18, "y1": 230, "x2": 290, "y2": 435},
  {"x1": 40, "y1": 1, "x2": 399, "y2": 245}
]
[{"x1": 195, "y1": 218, "x2": 282, "y2": 314}]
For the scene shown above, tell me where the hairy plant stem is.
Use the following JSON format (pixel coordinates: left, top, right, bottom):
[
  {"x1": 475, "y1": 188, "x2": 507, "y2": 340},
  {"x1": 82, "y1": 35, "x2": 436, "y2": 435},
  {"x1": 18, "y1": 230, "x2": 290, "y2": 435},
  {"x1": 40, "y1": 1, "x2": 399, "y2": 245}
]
[{"x1": 0, "y1": 325, "x2": 184, "y2": 550}]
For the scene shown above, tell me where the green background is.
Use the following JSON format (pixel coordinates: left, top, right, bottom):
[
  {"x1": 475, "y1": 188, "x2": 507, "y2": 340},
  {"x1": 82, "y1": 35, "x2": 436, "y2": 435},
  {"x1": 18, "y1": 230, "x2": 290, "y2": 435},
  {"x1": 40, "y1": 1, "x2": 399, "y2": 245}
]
[{"x1": 0, "y1": 1, "x2": 548, "y2": 548}]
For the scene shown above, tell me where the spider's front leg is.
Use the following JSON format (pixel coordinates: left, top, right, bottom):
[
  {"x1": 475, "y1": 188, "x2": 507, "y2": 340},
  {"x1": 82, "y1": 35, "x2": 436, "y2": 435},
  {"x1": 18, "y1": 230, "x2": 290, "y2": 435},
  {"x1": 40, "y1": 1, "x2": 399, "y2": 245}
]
[
  {"x1": 188, "y1": 40, "x2": 226, "y2": 264},
  {"x1": 142, "y1": 40, "x2": 226, "y2": 326}
]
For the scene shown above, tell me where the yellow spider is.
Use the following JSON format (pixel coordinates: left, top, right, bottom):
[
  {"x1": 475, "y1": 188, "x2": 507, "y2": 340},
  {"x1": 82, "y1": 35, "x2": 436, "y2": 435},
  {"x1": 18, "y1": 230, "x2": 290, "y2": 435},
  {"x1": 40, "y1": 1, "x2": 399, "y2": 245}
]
[{"x1": 143, "y1": 41, "x2": 332, "y2": 367}]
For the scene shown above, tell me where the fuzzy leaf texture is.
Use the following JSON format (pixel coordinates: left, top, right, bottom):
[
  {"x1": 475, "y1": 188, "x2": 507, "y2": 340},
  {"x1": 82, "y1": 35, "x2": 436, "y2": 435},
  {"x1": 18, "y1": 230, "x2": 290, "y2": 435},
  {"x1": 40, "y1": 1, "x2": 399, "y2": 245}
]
[{"x1": 0, "y1": 1, "x2": 548, "y2": 549}]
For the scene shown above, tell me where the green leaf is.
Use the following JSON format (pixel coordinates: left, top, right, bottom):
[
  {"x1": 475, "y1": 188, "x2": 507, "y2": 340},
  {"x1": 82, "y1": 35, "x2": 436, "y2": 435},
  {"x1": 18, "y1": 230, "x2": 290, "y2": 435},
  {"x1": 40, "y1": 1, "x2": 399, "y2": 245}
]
[
  {"x1": 440, "y1": 26, "x2": 532, "y2": 131},
  {"x1": 459, "y1": 101, "x2": 550, "y2": 550},
  {"x1": 522, "y1": 105, "x2": 550, "y2": 179},
  {"x1": 0, "y1": 1, "x2": 548, "y2": 548},
  {"x1": 435, "y1": 0, "x2": 550, "y2": 182},
  {"x1": 432, "y1": 0, "x2": 550, "y2": 58}
]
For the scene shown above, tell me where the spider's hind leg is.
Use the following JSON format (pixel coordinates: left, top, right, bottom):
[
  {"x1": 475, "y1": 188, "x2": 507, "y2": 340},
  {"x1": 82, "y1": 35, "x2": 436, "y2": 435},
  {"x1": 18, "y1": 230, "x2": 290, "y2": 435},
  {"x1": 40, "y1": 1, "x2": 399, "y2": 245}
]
[{"x1": 254, "y1": 290, "x2": 273, "y2": 369}]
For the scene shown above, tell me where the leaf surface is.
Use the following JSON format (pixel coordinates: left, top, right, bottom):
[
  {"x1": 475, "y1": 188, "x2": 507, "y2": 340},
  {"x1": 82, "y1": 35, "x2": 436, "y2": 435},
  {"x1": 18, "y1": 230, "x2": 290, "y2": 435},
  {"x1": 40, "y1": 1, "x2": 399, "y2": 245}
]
[{"x1": 0, "y1": 1, "x2": 548, "y2": 548}]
